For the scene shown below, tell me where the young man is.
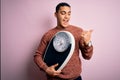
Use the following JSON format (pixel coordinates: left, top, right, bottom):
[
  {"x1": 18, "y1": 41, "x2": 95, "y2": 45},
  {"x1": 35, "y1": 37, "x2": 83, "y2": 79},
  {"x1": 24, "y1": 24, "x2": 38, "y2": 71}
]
[{"x1": 34, "y1": 2, "x2": 93, "y2": 80}]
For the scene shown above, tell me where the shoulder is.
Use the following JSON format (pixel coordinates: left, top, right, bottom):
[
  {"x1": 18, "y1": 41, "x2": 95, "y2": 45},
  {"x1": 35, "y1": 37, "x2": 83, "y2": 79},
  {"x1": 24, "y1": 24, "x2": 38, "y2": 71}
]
[
  {"x1": 44, "y1": 27, "x2": 57, "y2": 36},
  {"x1": 42, "y1": 27, "x2": 57, "y2": 40},
  {"x1": 67, "y1": 25, "x2": 83, "y2": 40}
]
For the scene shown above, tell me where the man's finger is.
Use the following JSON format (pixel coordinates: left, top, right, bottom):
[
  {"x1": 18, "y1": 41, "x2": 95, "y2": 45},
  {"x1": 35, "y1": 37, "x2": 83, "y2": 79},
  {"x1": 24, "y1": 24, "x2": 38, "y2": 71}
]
[
  {"x1": 54, "y1": 70, "x2": 61, "y2": 76},
  {"x1": 57, "y1": 70, "x2": 61, "y2": 73},
  {"x1": 55, "y1": 70, "x2": 61, "y2": 74}
]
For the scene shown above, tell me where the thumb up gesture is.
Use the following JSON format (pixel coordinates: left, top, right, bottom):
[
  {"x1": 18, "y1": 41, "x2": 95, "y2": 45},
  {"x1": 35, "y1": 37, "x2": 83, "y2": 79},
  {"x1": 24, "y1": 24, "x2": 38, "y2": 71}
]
[{"x1": 81, "y1": 29, "x2": 93, "y2": 45}]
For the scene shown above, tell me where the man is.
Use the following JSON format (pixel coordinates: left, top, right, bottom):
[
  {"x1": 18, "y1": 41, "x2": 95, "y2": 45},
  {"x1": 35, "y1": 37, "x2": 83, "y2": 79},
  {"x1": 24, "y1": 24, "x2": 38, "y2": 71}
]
[{"x1": 34, "y1": 2, "x2": 93, "y2": 80}]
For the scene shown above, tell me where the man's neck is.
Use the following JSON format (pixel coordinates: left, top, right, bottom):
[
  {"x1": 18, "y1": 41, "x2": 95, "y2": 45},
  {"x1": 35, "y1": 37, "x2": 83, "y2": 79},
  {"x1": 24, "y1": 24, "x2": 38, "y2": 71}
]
[{"x1": 56, "y1": 25, "x2": 69, "y2": 29}]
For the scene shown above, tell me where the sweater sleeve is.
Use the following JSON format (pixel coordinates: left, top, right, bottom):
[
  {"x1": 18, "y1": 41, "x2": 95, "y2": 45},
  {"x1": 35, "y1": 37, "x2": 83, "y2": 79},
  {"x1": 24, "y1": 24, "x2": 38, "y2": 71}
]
[{"x1": 34, "y1": 33, "x2": 49, "y2": 71}]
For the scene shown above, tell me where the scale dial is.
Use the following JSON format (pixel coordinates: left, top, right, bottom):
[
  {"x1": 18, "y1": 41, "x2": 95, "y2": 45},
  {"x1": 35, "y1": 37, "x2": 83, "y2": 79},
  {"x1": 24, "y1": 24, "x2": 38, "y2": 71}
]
[{"x1": 53, "y1": 32, "x2": 71, "y2": 52}]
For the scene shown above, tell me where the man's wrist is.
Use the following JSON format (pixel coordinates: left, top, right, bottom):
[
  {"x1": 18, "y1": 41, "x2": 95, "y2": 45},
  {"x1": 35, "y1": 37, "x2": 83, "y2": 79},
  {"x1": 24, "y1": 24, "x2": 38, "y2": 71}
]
[{"x1": 86, "y1": 41, "x2": 92, "y2": 47}]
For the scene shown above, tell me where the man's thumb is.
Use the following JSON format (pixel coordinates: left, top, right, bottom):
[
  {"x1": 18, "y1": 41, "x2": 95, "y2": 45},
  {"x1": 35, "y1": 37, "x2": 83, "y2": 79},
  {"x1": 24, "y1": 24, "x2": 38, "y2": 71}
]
[
  {"x1": 89, "y1": 29, "x2": 93, "y2": 33},
  {"x1": 52, "y1": 63, "x2": 59, "y2": 68}
]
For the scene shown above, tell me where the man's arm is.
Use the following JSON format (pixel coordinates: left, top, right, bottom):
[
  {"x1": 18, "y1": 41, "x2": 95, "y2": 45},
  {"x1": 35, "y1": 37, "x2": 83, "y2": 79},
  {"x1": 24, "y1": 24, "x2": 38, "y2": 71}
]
[
  {"x1": 34, "y1": 33, "x2": 61, "y2": 77},
  {"x1": 79, "y1": 30, "x2": 93, "y2": 60},
  {"x1": 34, "y1": 34, "x2": 49, "y2": 71}
]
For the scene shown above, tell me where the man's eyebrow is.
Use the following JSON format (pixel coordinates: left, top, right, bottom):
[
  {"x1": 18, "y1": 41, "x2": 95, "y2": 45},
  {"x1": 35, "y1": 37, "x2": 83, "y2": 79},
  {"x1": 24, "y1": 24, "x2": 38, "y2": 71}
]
[
  {"x1": 68, "y1": 11, "x2": 71, "y2": 13},
  {"x1": 60, "y1": 11, "x2": 66, "y2": 13},
  {"x1": 60, "y1": 11, "x2": 71, "y2": 13}
]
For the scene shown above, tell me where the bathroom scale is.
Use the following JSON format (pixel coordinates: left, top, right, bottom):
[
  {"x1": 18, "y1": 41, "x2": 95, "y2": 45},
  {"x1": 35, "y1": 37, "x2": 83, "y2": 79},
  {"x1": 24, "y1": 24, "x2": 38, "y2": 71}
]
[{"x1": 43, "y1": 31, "x2": 75, "y2": 70}]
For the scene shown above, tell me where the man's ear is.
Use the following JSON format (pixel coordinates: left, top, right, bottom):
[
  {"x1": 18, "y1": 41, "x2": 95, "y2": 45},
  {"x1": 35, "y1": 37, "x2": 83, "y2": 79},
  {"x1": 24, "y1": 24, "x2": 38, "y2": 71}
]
[{"x1": 54, "y1": 12, "x2": 57, "y2": 18}]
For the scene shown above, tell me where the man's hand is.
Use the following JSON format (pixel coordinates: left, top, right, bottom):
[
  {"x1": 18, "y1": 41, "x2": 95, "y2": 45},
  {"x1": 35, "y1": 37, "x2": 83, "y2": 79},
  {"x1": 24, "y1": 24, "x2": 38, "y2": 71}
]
[
  {"x1": 81, "y1": 29, "x2": 93, "y2": 45},
  {"x1": 45, "y1": 63, "x2": 61, "y2": 77}
]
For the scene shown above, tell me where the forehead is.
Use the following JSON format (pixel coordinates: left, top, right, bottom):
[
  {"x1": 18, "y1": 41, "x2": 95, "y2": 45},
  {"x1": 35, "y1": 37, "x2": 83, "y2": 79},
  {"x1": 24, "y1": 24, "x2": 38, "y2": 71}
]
[{"x1": 59, "y1": 6, "x2": 71, "y2": 12}]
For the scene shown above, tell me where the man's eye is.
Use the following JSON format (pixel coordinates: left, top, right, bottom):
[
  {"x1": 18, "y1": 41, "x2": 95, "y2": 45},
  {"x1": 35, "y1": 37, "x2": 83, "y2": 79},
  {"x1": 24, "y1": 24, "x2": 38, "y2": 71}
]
[
  {"x1": 68, "y1": 13, "x2": 71, "y2": 16},
  {"x1": 68, "y1": 12, "x2": 71, "y2": 16},
  {"x1": 61, "y1": 12, "x2": 66, "y2": 15}
]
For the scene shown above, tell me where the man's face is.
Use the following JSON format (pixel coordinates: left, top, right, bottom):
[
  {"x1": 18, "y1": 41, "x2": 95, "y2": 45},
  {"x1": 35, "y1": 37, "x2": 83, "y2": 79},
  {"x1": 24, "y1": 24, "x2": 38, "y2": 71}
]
[{"x1": 55, "y1": 6, "x2": 71, "y2": 28}]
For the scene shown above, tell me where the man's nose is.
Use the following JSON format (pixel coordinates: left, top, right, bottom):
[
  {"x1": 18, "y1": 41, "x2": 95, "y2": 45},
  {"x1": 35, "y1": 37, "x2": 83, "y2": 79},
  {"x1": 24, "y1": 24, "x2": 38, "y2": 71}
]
[{"x1": 64, "y1": 14, "x2": 69, "y2": 19}]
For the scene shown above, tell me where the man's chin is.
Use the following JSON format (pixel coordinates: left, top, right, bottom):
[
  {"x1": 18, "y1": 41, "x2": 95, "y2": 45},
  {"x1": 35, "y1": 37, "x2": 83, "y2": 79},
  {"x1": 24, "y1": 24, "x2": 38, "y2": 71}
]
[{"x1": 61, "y1": 24, "x2": 69, "y2": 28}]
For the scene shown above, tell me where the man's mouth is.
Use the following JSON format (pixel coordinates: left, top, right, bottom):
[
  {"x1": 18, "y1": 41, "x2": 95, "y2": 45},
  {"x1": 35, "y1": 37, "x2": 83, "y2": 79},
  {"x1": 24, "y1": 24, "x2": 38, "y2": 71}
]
[{"x1": 63, "y1": 19, "x2": 69, "y2": 25}]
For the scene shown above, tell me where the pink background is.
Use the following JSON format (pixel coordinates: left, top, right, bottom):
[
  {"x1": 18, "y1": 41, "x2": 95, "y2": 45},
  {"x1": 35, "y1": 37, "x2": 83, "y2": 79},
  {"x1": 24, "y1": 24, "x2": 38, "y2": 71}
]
[{"x1": 1, "y1": 0, "x2": 120, "y2": 80}]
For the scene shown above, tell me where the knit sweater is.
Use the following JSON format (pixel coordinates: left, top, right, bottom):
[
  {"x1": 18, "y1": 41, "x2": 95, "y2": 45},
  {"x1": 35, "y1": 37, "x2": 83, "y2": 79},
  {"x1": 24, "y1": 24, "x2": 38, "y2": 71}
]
[{"x1": 34, "y1": 25, "x2": 93, "y2": 80}]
